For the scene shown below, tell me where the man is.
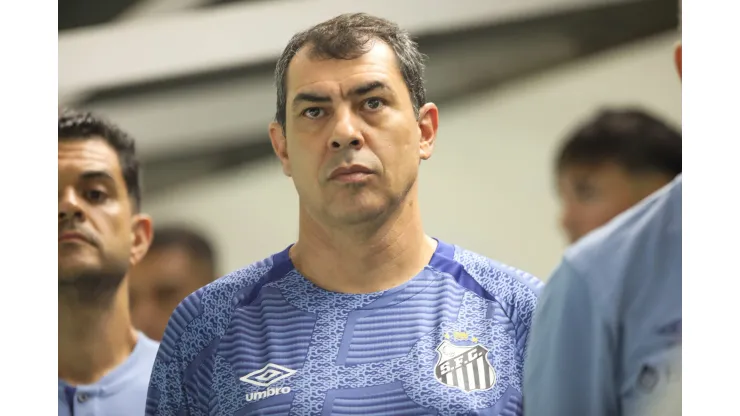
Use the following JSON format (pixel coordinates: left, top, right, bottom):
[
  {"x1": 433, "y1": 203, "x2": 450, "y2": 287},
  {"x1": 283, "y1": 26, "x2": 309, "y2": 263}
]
[
  {"x1": 556, "y1": 107, "x2": 681, "y2": 244},
  {"x1": 523, "y1": 14, "x2": 683, "y2": 416},
  {"x1": 59, "y1": 109, "x2": 159, "y2": 415},
  {"x1": 130, "y1": 225, "x2": 217, "y2": 341},
  {"x1": 146, "y1": 13, "x2": 541, "y2": 415}
]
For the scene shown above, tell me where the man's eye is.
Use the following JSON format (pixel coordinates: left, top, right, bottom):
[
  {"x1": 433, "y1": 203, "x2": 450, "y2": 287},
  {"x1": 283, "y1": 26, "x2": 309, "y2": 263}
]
[
  {"x1": 86, "y1": 189, "x2": 108, "y2": 202},
  {"x1": 302, "y1": 108, "x2": 324, "y2": 119},
  {"x1": 363, "y1": 98, "x2": 385, "y2": 111}
]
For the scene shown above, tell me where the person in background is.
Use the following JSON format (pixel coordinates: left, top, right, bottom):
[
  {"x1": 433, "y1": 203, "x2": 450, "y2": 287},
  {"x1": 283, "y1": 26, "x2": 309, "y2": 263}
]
[
  {"x1": 59, "y1": 109, "x2": 159, "y2": 416},
  {"x1": 556, "y1": 108, "x2": 681, "y2": 243},
  {"x1": 146, "y1": 12, "x2": 541, "y2": 415},
  {"x1": 523, "y1": 5, "x2": 682, "y2": 415},
  {"x1": 129, "y1": 225, "x2": 217, "y2": 341}
]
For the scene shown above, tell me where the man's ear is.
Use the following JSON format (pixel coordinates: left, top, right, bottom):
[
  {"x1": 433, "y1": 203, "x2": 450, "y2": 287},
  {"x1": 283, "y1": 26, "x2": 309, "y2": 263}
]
[
  {"x1": 130, "y1": 213, "x2": 153, "y2": 266},
  {"x1": 269, "y1": 122, "x2": 292, "y2": 177},
  {"x1": 417, "y1": 103, "x2": 439, "y2": 161}
]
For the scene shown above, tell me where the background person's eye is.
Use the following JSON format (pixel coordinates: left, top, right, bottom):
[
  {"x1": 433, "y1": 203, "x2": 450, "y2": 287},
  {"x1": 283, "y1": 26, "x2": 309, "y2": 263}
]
[{"x1": 575, "y1": 184, "x2": 599, "y2": 201}]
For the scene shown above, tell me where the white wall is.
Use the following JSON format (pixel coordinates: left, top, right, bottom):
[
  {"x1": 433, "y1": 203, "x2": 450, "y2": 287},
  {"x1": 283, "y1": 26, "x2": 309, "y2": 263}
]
[{"x1": 144, "y1": 32, "x2": 681, "y2": 280}]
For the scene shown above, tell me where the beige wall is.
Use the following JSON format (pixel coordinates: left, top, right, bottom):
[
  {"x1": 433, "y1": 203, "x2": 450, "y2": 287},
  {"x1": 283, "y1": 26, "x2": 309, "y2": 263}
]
[{"x1": 145, "y1": 32, "x2": 681, "y2": 280}]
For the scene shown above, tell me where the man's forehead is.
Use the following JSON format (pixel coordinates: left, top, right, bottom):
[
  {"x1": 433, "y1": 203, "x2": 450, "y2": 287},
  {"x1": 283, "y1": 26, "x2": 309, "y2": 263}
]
[
  {"x1": 560, "y1": 164, "x2": 599, "y2": 177},
  {"x1": 59, "y1": 138, "x2": 118, "y2": 163},
  {"x1": 560, "y1": 163, "x2": 634, "y2": 187},
  {"x1": 142, "y1": 246, "x2": 202, "y2": 270},
  {"x1": 287, "y1": 41, "x2": 403, "y2": 94},
  {"x1": 561, "y1": 161, "x2": 623, "y2": 176},
  {"x1": 58, "y1": 139, "x2": 124, "y2": 180},
  {"x1": 135, "y1": 248, "x2": 210, "y2": 284}
]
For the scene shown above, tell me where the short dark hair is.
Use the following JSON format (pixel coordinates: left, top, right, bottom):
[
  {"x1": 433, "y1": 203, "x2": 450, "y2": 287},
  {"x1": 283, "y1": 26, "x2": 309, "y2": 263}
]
[
  {"x1": 149, "y1": 225, "x2": 216, "y2": 274},
  {"x1": 58, "y1": 108, "x2": 142, "y2": 211},
  {"x1": 556, "y1": 108, "x2": 682, "y2": 178},
  {"x1": 274, "y1": 13, "x2": 427, "y2": 129}
]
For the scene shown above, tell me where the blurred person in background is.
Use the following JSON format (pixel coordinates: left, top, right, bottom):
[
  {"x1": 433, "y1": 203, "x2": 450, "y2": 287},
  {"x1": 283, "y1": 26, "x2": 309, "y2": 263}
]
[
  {"x1": 523, "y1": 6, "x2": 682, "y2": 415},
  {"x1": 147, "y1": 12, "x2": 541, "y2": 416},
  {"x1": 59, "y1": 110, "x2": 159, "y2": 416},
  {"x1": 556, "y1": 108, "x2": 681, "y2": 244},
  {"x1": 129, "y1": 225, "x2": 217, "y2": 341}
]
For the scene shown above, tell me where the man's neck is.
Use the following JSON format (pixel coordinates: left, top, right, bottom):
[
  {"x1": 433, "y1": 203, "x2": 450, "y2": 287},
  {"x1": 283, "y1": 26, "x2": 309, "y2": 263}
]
[
  {"x1": 291, "y1": 192, "x2": 436, "y2": 294},
  {"x1": 58, "y1": 281, "x2": 138, "y2": 386}
]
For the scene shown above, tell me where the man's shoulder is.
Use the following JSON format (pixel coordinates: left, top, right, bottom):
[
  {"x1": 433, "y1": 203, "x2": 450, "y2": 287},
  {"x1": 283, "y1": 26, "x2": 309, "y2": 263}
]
[
  {"x1": 127, "y1": 334, "x2": 160, "y2": 391},
  {"x1": 187, "y1": 256, "x2": 278, "y2": 312},
  {"x1": 564, "y1": 175, "x2": 682, "y2": 286},
  {"x1": 202, "y1": 256, "x2": 283, "y2": 303},
  {"x1": 439, "y1": 242, "x2": 542, "y2": 352},
  {"x1": 136, "y1": 332, "x2": 161, "y2": 366},
  {"x1": 159, "y1": 248, "x2": 293, "y2": 356},
  {"x1": 436, "y1": 241, "x2": 543, "y2": 302}
]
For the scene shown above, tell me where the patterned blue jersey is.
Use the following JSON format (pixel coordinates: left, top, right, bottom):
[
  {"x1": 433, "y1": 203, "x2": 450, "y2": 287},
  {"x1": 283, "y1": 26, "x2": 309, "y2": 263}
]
[{"x1": 146, "y1": 240, "x2": 542, "y2": 416}]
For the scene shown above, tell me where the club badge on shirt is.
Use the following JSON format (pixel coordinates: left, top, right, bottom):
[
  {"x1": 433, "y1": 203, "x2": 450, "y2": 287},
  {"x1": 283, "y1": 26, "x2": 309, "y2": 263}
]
[{"x1": 434, "y1": 332, "x2": 496, "y2": 393}]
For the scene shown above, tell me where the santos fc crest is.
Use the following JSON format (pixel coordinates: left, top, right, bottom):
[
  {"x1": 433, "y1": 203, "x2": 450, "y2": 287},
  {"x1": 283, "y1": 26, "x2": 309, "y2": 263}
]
[{"x1": 434, "y1": 334, "x2": 496, "y2": 393}]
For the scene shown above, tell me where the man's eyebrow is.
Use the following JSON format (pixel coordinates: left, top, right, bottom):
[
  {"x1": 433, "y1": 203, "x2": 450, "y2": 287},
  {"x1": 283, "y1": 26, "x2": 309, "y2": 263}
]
[
  {"x1": 291, "y1": 80, "x2": 392, "y2": 108},
  {"x1": 80, "y1": 170, "x2": 115, "y2": 182},
  {"x1": 349, "y1": 81, "x2": 391, "y2": 97},
  {"x1": 292, "y1": 92, "x2": 332, "y2": 108}
]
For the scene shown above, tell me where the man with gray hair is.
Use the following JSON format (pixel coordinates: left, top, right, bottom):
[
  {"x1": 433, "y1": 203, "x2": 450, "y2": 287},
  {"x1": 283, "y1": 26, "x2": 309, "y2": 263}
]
[{"x1": 146, "y1": 12, "x2": 541, "y2": 415}]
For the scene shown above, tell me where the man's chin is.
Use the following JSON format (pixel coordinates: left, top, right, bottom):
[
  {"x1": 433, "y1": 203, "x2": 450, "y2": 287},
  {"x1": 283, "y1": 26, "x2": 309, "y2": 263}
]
[
  {"x1": 328, "y1": 204, "x2": 389, "y2": 226},
  {"x1": 59, "y1": 268, "x2": 100, "y2": 285},
  {"x1": 58, "y1": 264, "x2": 128, "y2": 303},
  {"x1": 59, "y1": 258, "x2": 102, "y2": 280}
]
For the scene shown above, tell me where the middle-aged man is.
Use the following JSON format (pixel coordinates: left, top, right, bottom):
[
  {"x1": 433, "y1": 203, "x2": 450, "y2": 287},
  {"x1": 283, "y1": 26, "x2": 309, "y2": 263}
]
[
  {"x1": 59, "y1": 109, "x2": 159, "y2": 416},
  {"x1": 146, "y1": 13, "x2": 542, "y2": 416}
]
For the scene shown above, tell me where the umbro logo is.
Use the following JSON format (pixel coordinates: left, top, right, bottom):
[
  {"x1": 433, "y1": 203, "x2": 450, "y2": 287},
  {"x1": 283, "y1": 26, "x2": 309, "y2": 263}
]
[
  {"x1": 240, "y1": 363, "x2": 296, "y2": 387},
  {"x1": 240, "y1": 363, "x2": 296, "y2": 402}
]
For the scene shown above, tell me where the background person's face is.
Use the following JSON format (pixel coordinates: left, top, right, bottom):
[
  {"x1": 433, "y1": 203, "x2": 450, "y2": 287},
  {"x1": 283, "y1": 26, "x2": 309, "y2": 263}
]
[
  {"x1": 557, "y1": 162, "x2": 672, "y2": 243},
  {"x1": 129, "y1": 246, "x2": 213, "y2": 341}
]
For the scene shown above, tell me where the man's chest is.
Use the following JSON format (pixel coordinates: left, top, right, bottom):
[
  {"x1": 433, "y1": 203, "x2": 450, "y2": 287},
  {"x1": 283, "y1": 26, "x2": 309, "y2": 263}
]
[
  {"x1": 57, "y1": 387, "x2": 148, "y2": 416},
  {"x1": 189, "y1": 297, "x2": 525, "y2": 415}
]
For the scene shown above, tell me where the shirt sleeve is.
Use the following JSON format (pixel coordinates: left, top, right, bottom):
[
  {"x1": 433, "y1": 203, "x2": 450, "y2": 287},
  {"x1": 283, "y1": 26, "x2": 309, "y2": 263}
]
[{"x1": 523, "y1": 259, "x2": 618, "y2": 416}]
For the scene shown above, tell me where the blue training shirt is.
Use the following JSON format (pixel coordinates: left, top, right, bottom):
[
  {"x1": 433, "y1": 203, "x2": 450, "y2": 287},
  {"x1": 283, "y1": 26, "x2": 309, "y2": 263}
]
[
  {"x1": 524, "y1": 175, "x2": 682, "y2": 416},
  {"x1": 59, "y1": 332, "x2": 160, "y2": 416},
  {"x1": 146, "y1": 239, "x2": 542, "y2": 415}
]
